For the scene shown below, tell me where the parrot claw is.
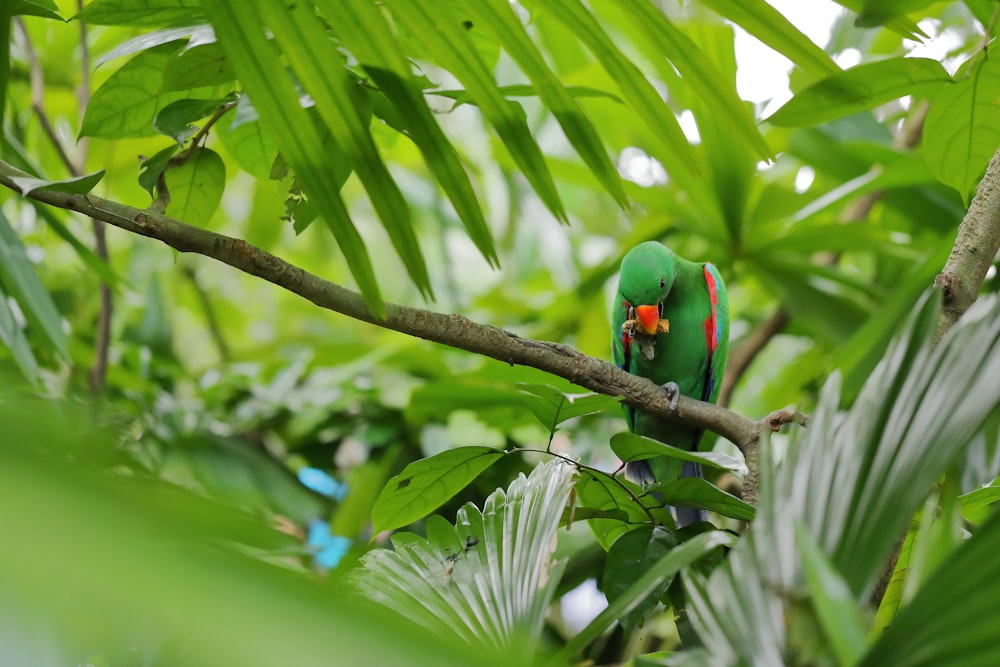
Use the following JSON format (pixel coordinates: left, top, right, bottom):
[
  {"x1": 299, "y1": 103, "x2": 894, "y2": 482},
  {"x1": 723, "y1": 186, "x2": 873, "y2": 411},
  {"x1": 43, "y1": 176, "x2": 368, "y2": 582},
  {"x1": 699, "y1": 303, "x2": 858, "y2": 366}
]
[{"x1": 661, "y1": 381, "x2": 681, "y2": 413}]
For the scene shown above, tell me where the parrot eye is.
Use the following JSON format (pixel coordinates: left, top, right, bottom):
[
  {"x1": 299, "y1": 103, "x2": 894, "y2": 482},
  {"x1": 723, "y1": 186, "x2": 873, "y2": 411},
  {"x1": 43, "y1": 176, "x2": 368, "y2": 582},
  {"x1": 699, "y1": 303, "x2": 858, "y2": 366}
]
[{"x1": 659, "y1": 277, "x2": 666, "y2": 288}]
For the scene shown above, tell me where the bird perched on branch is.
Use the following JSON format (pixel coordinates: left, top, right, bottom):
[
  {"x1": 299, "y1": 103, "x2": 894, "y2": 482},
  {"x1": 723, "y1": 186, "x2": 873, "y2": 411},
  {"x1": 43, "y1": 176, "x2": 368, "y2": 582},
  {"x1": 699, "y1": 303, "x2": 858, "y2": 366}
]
[{"x1": 612, "y1": 241, "x2": 729, "y2": 527}]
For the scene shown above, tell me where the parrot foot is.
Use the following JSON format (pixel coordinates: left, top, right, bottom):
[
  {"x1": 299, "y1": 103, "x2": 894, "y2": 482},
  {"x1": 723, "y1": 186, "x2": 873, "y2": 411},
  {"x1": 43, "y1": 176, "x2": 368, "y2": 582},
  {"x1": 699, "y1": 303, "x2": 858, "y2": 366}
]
[{"x1": 661, "y1": 381, "x2": 681, "y2": 413}]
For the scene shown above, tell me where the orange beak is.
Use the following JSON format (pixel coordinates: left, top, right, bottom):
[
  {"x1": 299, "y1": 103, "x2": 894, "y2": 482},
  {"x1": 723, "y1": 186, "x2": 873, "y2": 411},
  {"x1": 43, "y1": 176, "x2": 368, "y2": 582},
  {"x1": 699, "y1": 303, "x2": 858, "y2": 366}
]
[{"x1": 635, "y1": 305, "x2": 660, "y2": 335}]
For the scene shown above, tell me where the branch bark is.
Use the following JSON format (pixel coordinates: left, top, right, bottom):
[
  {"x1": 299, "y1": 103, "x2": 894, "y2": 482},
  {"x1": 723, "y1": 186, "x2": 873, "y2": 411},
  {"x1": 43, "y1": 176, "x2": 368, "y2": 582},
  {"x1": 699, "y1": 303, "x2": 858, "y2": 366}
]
[{"x1": 0, "y1": 158, "x2": 799, "y2": 466}]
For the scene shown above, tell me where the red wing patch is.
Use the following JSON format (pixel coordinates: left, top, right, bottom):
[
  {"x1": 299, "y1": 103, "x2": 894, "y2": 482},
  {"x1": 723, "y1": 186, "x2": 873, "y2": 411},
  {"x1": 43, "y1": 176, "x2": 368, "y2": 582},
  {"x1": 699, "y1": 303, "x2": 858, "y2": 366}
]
[{"x1": 702, "y1": 265, "x2": 719, "y2": 353}]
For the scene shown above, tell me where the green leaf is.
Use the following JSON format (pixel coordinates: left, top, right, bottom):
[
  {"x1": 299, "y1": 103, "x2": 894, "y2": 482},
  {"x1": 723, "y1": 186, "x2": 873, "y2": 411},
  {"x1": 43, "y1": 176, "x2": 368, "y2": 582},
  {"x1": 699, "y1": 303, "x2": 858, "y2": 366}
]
[
  {"x1": 202, "y1": 0, "x2": 385, "y2": 317},
  {"x1": 164, "y1": 147, "x2": 225, "y2": 228},
  {"x1": 605, "y1": 0, "x2": 772, "y2": 160},
  {"x1": 960, "y1": 483, "x2": 1000, "y2": 525},
  {"x1": 610, "y1": 432, "x2": 746, "y2": 473},
  {"x1": 161, "y1": 41, "x2": 236, "y2": 91},
  {"x1": 12, "y1": 0, "x2": 63, "y2": 20},
  {"x1": 0, "y1": 283, "x2": 39, "y2": 386},
  {"x1": 654, "y1": 478, "x2": 755, "y2": 522},
  {"x1": 766, "y1": 57, "x2": 951, "y2": 127},
  {"x1": 8, "y1": 169, "x2": 105, "y2": 196},
  {"x1": 457, "y1": 0, "x2": 629, "y2": 207},
  {"x1": 0, "y1": 210, "x2": 69, "y2": 360},
  {"x1": 575, "y1": 469, "x2": 663, "y2": 549},
  {"x1": 138, "y1": 145, "x2": 178, "y2": 198},
  {"x1": 81, "y1": 43, "x2": 189, "y2": 139},
  {"x1": 923, "y1": 53, "x2": 1000, "y2": 201},
  {"x1": 860, "y1": 509, "x2": 1000, "y2": 667},
  {"x1": 75, "y1": 0, "x2": 204, "y2": 26},
  {"x1": 371, "y1": 446, "x2": 505, "y2": 533},
  {"x1": 830, "y1": 0, "x2": 928, "y2": 39},
  {"x1": 518, "y1": 383, "x2": 620, "y2": 434},
  {"x1": 315, "y1": 1, "x2": 500, "y2": 267},
  {"x1": 556, "y1": 530, "x2": 735, "y2": 662},
  {"x1": 154, "y1": 97, "x2": 231, "y2": 145},
  {"x1": 700, "y1": 0, "x2": 840, "y2": 76},
  {"x1": 794, "y1": 522, "x2": 868, "y2": 667},
  {"x1": 256, "y1": 0, "x2": 432, "y2": 298},
  {"x1": 433, "y1": 84, "x2": 623, "y2": 106},
  {"x1": 602, "y1": 525, "x2": 677, "y2": 629},
  {"x1": 218, "y1": 118, "x2": 278, "y2": 180},
  {"x1": 386, "y1": 0, "x2": 568, "y2": 224},
  {"x1": 856, "y1": 0, "x2": 938, "y2": 27},
  {"x1": 534, "y1": 0, "x2": 700, "y2": 180}
]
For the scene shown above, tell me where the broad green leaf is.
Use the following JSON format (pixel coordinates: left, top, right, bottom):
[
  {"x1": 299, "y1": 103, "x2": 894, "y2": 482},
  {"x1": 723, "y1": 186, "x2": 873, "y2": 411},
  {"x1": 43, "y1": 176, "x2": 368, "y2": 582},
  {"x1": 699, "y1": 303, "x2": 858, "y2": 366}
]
[
  {"x1": 161, "y1": 41, "x2": 235, "y2": 91},
  {"x1": 371, "y1": 446, "x2": 504, "y2": 533},
  {"x1": 8, "y1": 169, "x2": 105, "y2": 196},
  {"x1": 923, "y1": 53, "x2": 1000, "y2": 201},
  {"x1": 700, "y1": 0, "x2": 840, "y2": 76},
  {"x1": 602, "y1": 525, "x2": 677, "y2": 629},
  {"x1": 0, "y1": 284, "x2": 39, "y2": 386},
  {"x1": 95, "y1": 25, "x2": 210, "y2": 68},
  {"x1": 610, "y1": 432, "x2": 746, "y2": 473},
  {"x1": 164, "y1": 147, "x2": 225, "y2": 228},
  {"x1": 795, "y1": 522, "x2": 867, "y2": 667},
  {"x1": 576, "y1": 469, "x2": 664, "y2": 549},
  {"x1": 257, "y1": 0, "x2": 432, "y2": 298},
  {"x1": 201, "y1": 0, "x2": 384, "y2": 317},
  {"x1": 217, "y1": 115, "x2": 278, "y2": 180},
  {"x1": 138, "y1": 144, "x2": 178, "y2": 198},
  {"x1": 518, "y1": 383, "x2": 620, "y2": 434},
  {"x1": 318, "y1": 0, "x2": 499, "y2": 267},
  {"x1": 766, "y1": 57, "x2": 951, "y2": 127},
  {"x1": 856, "y1": 0, "x2": 938, "y2": 27},
  {"x1": 457, "y1": 0, "x2": 629, "y2": 207},
  {"x1": 81, "y1": 43, "x2": 189, "y2": 138},
  {"x1": 606, "y1": 0, "x2": 772, "y2": 159},
  {"x1": 75, "y1": 0, "x2": 204, "y2": 26},
  {"x1": 154, "y1": 97, "x2": 232, "y2": 145},
  {"x1": 386, "y1": 0, "x2": 568, "y2": 223},
  {"x1": 860, "y1": 509, "x2": 1000, "y2": 667},
  {"x1": 0, "y1": 210, "x2": 69, "y2": 360},
  {"x1": 654, "y1": 478, "x2": 755, "y2": 522},
  {"x1": 534, "y1": 0, "x2": 699, "y2": 179},
  {"x1": 556, "y1": 530, "x2": 735, "y2": 662},
  {"x1": 12, "y1": 0, "x2": 62, "y2": 20}
]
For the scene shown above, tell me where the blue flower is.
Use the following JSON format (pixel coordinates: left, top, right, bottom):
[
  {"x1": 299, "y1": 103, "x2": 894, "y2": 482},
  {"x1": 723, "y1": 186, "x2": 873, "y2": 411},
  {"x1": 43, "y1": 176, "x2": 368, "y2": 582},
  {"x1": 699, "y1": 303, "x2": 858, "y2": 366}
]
[
  {"x1": 298, "y1": 467, "x2": 348, "y2": 501},
  {"x1": 306, "y1": 519, "x2": 351, "y2": 570}
]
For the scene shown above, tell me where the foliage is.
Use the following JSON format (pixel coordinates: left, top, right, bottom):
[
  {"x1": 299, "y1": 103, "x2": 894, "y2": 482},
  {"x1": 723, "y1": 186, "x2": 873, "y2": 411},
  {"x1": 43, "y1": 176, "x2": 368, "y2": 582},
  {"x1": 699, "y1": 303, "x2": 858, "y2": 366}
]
[{"x1": 4, "y1": 0, "x2": 1000, "y2": 665}]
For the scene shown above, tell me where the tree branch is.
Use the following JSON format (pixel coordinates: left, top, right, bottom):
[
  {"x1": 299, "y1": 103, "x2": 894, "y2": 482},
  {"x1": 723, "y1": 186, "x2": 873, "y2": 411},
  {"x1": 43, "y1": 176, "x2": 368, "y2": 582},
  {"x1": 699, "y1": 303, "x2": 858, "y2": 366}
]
[
  {"x1": 0, "y1": 158, "x2": 800, "y2": 464},
  {"x1": 933, "y1": 143, "x2": 1000, "y2": 342}
]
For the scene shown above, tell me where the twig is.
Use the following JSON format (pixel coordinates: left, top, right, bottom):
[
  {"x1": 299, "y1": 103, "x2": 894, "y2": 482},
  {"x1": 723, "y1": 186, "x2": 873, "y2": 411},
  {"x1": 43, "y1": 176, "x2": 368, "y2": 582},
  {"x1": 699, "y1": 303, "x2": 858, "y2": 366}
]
[{"x1": 0, "y1": 158, "x2": 800, "y2": 462}]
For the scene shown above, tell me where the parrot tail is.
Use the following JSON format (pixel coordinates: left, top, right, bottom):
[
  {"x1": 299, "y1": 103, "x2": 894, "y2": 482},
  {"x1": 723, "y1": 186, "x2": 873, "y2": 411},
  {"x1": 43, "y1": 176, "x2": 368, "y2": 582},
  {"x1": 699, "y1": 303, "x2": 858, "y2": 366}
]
[{"x1": 624, "y1": 459, "x2": 707, "y2": 529}]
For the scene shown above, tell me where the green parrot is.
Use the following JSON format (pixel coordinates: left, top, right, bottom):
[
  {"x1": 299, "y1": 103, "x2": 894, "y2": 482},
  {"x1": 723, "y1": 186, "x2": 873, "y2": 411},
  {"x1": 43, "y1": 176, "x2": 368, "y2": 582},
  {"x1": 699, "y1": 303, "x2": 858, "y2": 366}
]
[{"x1": 612, "y1": 241, "x2": 730, "y2": 527}]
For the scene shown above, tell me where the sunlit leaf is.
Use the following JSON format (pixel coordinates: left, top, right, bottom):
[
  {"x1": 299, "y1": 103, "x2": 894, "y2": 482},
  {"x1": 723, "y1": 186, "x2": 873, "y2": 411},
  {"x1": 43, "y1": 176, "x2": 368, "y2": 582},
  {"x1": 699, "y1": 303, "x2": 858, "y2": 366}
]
[
  {"x1": 766, "y1": 57, "x2": 951, "y2": 127},
  {"x1": 856, "y1": 0, "x2": 938, "y2": 28},
  {"x1": 9, "y1": 169, "x2": 105, "y2": 196},
  {"x1": 161, "y1": 41, "x2": 235, "y2": 91},
  {"x1": 12, "y1": 0, "x2": 62, "y2": 20},
  {"x1": 95, "y1": 25, "x2": 210, "y2": 68},
  {"x1": 610, "y1": 432, "x2": 746, "y2": 473},
  {"x1": 372, "y1": 446, "x2": 505, "y2": 533}
]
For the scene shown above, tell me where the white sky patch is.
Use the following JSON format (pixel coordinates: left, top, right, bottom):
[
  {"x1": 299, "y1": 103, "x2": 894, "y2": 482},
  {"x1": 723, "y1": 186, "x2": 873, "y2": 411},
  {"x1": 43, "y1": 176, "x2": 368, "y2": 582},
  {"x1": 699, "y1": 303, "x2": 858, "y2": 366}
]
[
  {"x1": 677, "y1": 109, "x2": 701, "y2": 144},
  {"x1": 618, "y1": 147, "x2": 668, "y2": 187},
  {"x1": 908, "y1": 19, "x2": 968, "y2": 75},
  {"x1": 794, "y1": 166, "x2": 816, "y2": 193},
  {"x1": 560, "y1": 579, "x2": 608, "y2": 633},
  {"x1": 833, "y1": 47, "x2": 863, "y2": 69},
  {"x1": 734, "y1": 0, "x2": 843, "y2": 109}
]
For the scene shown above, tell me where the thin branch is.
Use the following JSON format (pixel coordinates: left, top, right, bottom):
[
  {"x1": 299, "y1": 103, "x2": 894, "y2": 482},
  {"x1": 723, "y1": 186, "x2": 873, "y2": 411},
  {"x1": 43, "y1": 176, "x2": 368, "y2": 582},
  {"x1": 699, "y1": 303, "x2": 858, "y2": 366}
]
[{"x1": 0, "y1": 158, "x2": 801, "y2": 462}]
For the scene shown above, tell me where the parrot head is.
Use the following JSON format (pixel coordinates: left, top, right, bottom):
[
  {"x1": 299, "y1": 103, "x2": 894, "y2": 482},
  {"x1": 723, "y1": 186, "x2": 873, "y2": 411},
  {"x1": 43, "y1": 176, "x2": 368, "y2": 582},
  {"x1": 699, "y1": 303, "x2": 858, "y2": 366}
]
[{"x1": 618, "y1": 242, "x2": 676, "y2": 336}]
